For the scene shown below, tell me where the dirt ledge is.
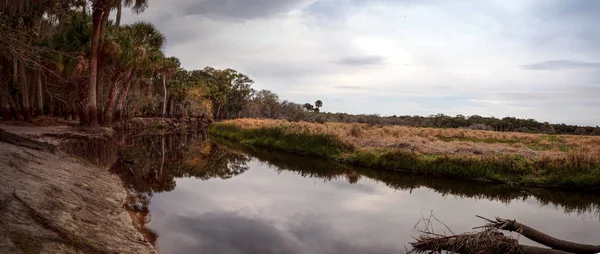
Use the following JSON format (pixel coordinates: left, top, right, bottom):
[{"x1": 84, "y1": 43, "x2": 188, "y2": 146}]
[{"x1": 0, "y1": 124, "x2": 157, "y2": 254}]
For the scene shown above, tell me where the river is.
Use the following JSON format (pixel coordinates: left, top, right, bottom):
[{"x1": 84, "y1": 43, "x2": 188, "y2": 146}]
[{"x1": 77, "y1": 133, "x2": 600, "y2": 254}]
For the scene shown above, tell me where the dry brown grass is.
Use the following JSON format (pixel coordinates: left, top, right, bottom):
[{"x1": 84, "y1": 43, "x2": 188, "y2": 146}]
[{"x1": 219, "y1": 118, "x2": 600, "y2": 161}]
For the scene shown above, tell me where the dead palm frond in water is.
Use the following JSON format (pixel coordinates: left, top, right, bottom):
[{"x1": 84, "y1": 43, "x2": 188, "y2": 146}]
[{"x1": 408, "y1": 214, "x2": 596, "y2": 254}]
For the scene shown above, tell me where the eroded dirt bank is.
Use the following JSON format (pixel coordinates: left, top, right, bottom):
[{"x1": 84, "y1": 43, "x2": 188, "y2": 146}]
[{"x1": 0, "y1": 123, "x2": 157, "y2": 253}]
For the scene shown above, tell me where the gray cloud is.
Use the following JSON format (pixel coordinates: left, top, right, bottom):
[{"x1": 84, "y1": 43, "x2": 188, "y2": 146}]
[
  {"x1": 336, "y1": 56, "x2": 385, "y2": 66},
  {"x1": 164, "y1": 212, "x2": 301, "y2": 254},
  {"x1": 522, "y1": 60, "x2": 600, "y2": 70},
  {"x1": 244, "y1": 62, "x2": 331, "y2": 80},
  {"x1": 159, "y1": 212, "x2": 395, "y2": 254},
  {"x1": 181, "y1": 0, "x2": 313, "y2": 20},
  {"x1": 530, "y1": 0, "x2": 600, "y2": 54},
  {"x1": 334, "y1": 85, "x2": 367, "y2": 90},
  {"x1": 500, "y1": 84, "x2": 600, "y2": 102},
  {"x1": 330, "y1": 181, "x2": 377, "y2": 193}
]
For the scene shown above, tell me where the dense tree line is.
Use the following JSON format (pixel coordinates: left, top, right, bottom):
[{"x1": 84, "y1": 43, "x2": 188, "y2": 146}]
[
  {"x1": 0, "y1": 1, "x2": 256, "y2": 125},
  {"x1": 240, "y1": 94, "x2": 600, "y2": 135}
]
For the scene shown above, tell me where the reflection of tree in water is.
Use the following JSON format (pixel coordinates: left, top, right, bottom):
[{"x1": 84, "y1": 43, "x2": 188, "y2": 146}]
[
  {"x1": 182, "y1": 142, "x2": 250, "y2": 180},
  {"x1": 114, "y1": 134, "x2": 250, "y2": 192},
  {"x1": 109, "y1": 133, "x2": 251, "y2": 246},
  {"x1": 212, "y1": 137, "x2": 600, "y2": 220}
]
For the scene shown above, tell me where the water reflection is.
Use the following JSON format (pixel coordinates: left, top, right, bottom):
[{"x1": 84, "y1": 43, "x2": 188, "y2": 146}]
[
  {"x1": 64, "y1": 134, "x2": 600, "y2": 253},
  {"x1": 213, "y1": 137, "x2": 600, "y2": 218}
]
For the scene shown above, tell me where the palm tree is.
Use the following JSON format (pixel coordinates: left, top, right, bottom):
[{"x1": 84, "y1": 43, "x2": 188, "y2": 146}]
[
  {"x1": 116, "y1": 0, "x2": 148, "y2": 28},
  {"x1": 89, "y1": 0, "x2": 148, "y2": 126},
  {"x1": 113, "y1": 21, "x2": 165, "y2": 121},
  {"x1": 87, "y1": 0, "x2": 109, "y2": 126},
  {"x1": 52, "y1": 11, "x2": 93, "y2": 122},
  {"x1": 159, "y1": 56, "x2": 180, "y2": 117},
  {"x1": 315, "y1": 100, "x2": 323, "y2": 110}
]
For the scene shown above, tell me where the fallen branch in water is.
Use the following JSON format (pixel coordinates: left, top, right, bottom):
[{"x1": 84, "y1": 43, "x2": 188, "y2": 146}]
[
  {"x1": 410, "y1": 228, "x2": 521, "y2": 254},
  {"x1": 481, "y1": 216, "x2": 600, "y2": 254},
  {"x1": 409, "y1": 214, "x2": 592, "y2": 254},
  {"x1": 410, "y1": 229, "x2": 574, "y2": 254}
]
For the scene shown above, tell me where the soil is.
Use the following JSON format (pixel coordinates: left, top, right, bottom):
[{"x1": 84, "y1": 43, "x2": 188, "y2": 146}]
[{"x1": 0, "y1": 123, "x2": 157, "y2": 254}]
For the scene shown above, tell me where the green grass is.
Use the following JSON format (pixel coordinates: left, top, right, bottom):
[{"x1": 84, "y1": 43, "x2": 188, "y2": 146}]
[
  {"x1": 209, "y1": 123, "x2": 600, "y2": 189},
  {"x1": 208, "y1": 123, "x2": 354, "y2": 157}
]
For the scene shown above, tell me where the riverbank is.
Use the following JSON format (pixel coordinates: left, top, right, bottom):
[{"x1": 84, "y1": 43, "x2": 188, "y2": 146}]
[
  {"x1": 209, "y1": 119, "x2": 600, "y2": 189},
  {"x1": 0, "y1": 123, "x2": 157, "y2": 253}
]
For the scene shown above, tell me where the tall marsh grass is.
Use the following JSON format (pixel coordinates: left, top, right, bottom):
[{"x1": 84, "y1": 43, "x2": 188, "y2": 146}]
[{"x1": 209, "y1": 119, "x2": 600, "y2": 189}]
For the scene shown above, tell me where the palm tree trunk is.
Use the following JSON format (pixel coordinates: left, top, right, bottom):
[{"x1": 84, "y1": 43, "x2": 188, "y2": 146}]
[
  {"x1": 29, "y1": 78, "x2": 35, "y2": 116},
  {"x1": 0, "y1": 81, "x2": 13, "y2": 120},
  {"x1": 77, "y1": 79, "x2": 89, "y2": 125},
  {"x1": 100, "y1": 6, "x2": 110, "y2": 38},
  {"x1": 162, "y1": 73, "x2": 167, "y2": 117},
  {"x1": 116, "y1": 0, "x2": 122, "y2": 30},
  {"x1": 70, "y1": 98, "x2": 78, "y2": 121},
  {"x1": 87, "y1": 4, "x2": 104, "y2": 126},
  {"x1": 13, "y1": 58, "x2": 17, "y2": 82},
  {"x1": 115, "y1": 69, "x2": 135, "y2": 122},
  {"x1": 103, "y1": 71, "x2": 126, "y2": 126},
  {"x1": 97, "y1": 4, "x2": 111, "y2": 124},
  {"x1": 17, "y1": 59, "x2": 31, "y2": 121},
  {"x1": 97, "y1": 71, "x2": 105, "y2": 123},
  {"x1": 36, "y1": 70, "x2": 44, "y2": 115},
  {"x1": 43, "y1": 80, "x2": 52, "y2": 117}
]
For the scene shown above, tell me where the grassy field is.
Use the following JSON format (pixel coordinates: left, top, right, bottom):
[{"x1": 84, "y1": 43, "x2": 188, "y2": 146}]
[{"x1": 209, "y1": 118, "x2": 600, "y2": 189}]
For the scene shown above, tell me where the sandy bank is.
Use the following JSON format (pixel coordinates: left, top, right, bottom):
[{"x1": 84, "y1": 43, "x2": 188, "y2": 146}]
[{"x1": 0, "y1": 123, "x2": 157, "y2": 253}]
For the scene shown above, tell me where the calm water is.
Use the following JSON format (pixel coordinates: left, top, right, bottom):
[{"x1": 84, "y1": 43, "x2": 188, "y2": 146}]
[{"x1": 92, "y1": 134, "x2": 600, "y2": 254}]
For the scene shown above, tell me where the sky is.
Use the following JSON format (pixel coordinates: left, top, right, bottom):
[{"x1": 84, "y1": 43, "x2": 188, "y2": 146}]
[{"x1": 118, "y1": 0, "x2": 600, "y2": 126}]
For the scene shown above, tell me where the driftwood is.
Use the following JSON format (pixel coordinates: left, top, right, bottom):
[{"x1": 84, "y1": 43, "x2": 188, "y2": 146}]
[
  {"x1": 482, "y1": 216, "x2": 600, "y2": 254},
  {"x1": 0, "y1": 128, "x2": 56, "y2": 152},
  {"x1": 409, "y1": 215, "x2": 598, "y2": 254},
  {"x1": 410, "y1": 229, "x2": 573, "y2": 254}
]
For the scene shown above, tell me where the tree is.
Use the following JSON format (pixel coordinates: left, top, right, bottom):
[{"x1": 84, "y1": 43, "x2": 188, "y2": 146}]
[
  {"x1": 200, "y1": 67, "x2": 253, "y2": 120},
  {"x1": 159, "y1": 56, "x2": 180, "y2": 117},
  {"x1": 88, "y1": 0, "x2": 149, "y2": 126},
  {"x1": 315, "y1": 100, "x2": 322, "y2": 110},
  {"x1": 52, "y1": 10, "x2": 93, "y2": 122},
  {"x1": 87, "y1": 0, "x2": 109, "y2": 126},
  {"x1": 303, "y1": 103, "x2": 313, "y2": 111},
  {"x1": 113, "y1": 21, "x2": 165, "y2": 121}
]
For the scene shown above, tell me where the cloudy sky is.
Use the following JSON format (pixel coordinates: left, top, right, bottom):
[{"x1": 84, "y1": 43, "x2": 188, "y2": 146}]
[{"x1": 119, "y1": 0, "x2": 600, "y2": 126}]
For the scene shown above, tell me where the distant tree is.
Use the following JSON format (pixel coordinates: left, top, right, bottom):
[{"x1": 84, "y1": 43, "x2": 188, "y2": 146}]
[
  {"x1": 574, "y1": 127, "x2": 588, "y2": 135},
  {"x1": 315, "y1": 100, "x2": 323, "y2": 110},
  {"x1": 303, "y1": 103, "x2": 314, "y2": 111}
]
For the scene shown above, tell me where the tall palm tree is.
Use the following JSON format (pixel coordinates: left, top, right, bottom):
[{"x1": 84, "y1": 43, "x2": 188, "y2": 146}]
[
  {"x1": 159, "y1": 56, "x2": 180, "y2": 117},
  {"x1": 52, "y1": 11, "x2": 93, "y2": 122},
  {"x1": 116, "y1": 0, "x2": 148, "y2": 28},
  {"x1": 88, "y1": 0, "x2": 147, "y2": 126},
  {"x1": 87, "y1": 0, "x2": 110, "y2": 126},
  {"x1": 102, "y1": 22, "x2": 133, "y2": 126},
  {"x1": 113, "y1": 21, "x2": 165, "y2": 121}
]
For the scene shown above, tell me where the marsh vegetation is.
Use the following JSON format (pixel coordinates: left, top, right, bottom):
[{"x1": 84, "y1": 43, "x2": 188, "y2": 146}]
[{"x1": 210, "y1": 119, "x2": 600, "y2": 189}]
